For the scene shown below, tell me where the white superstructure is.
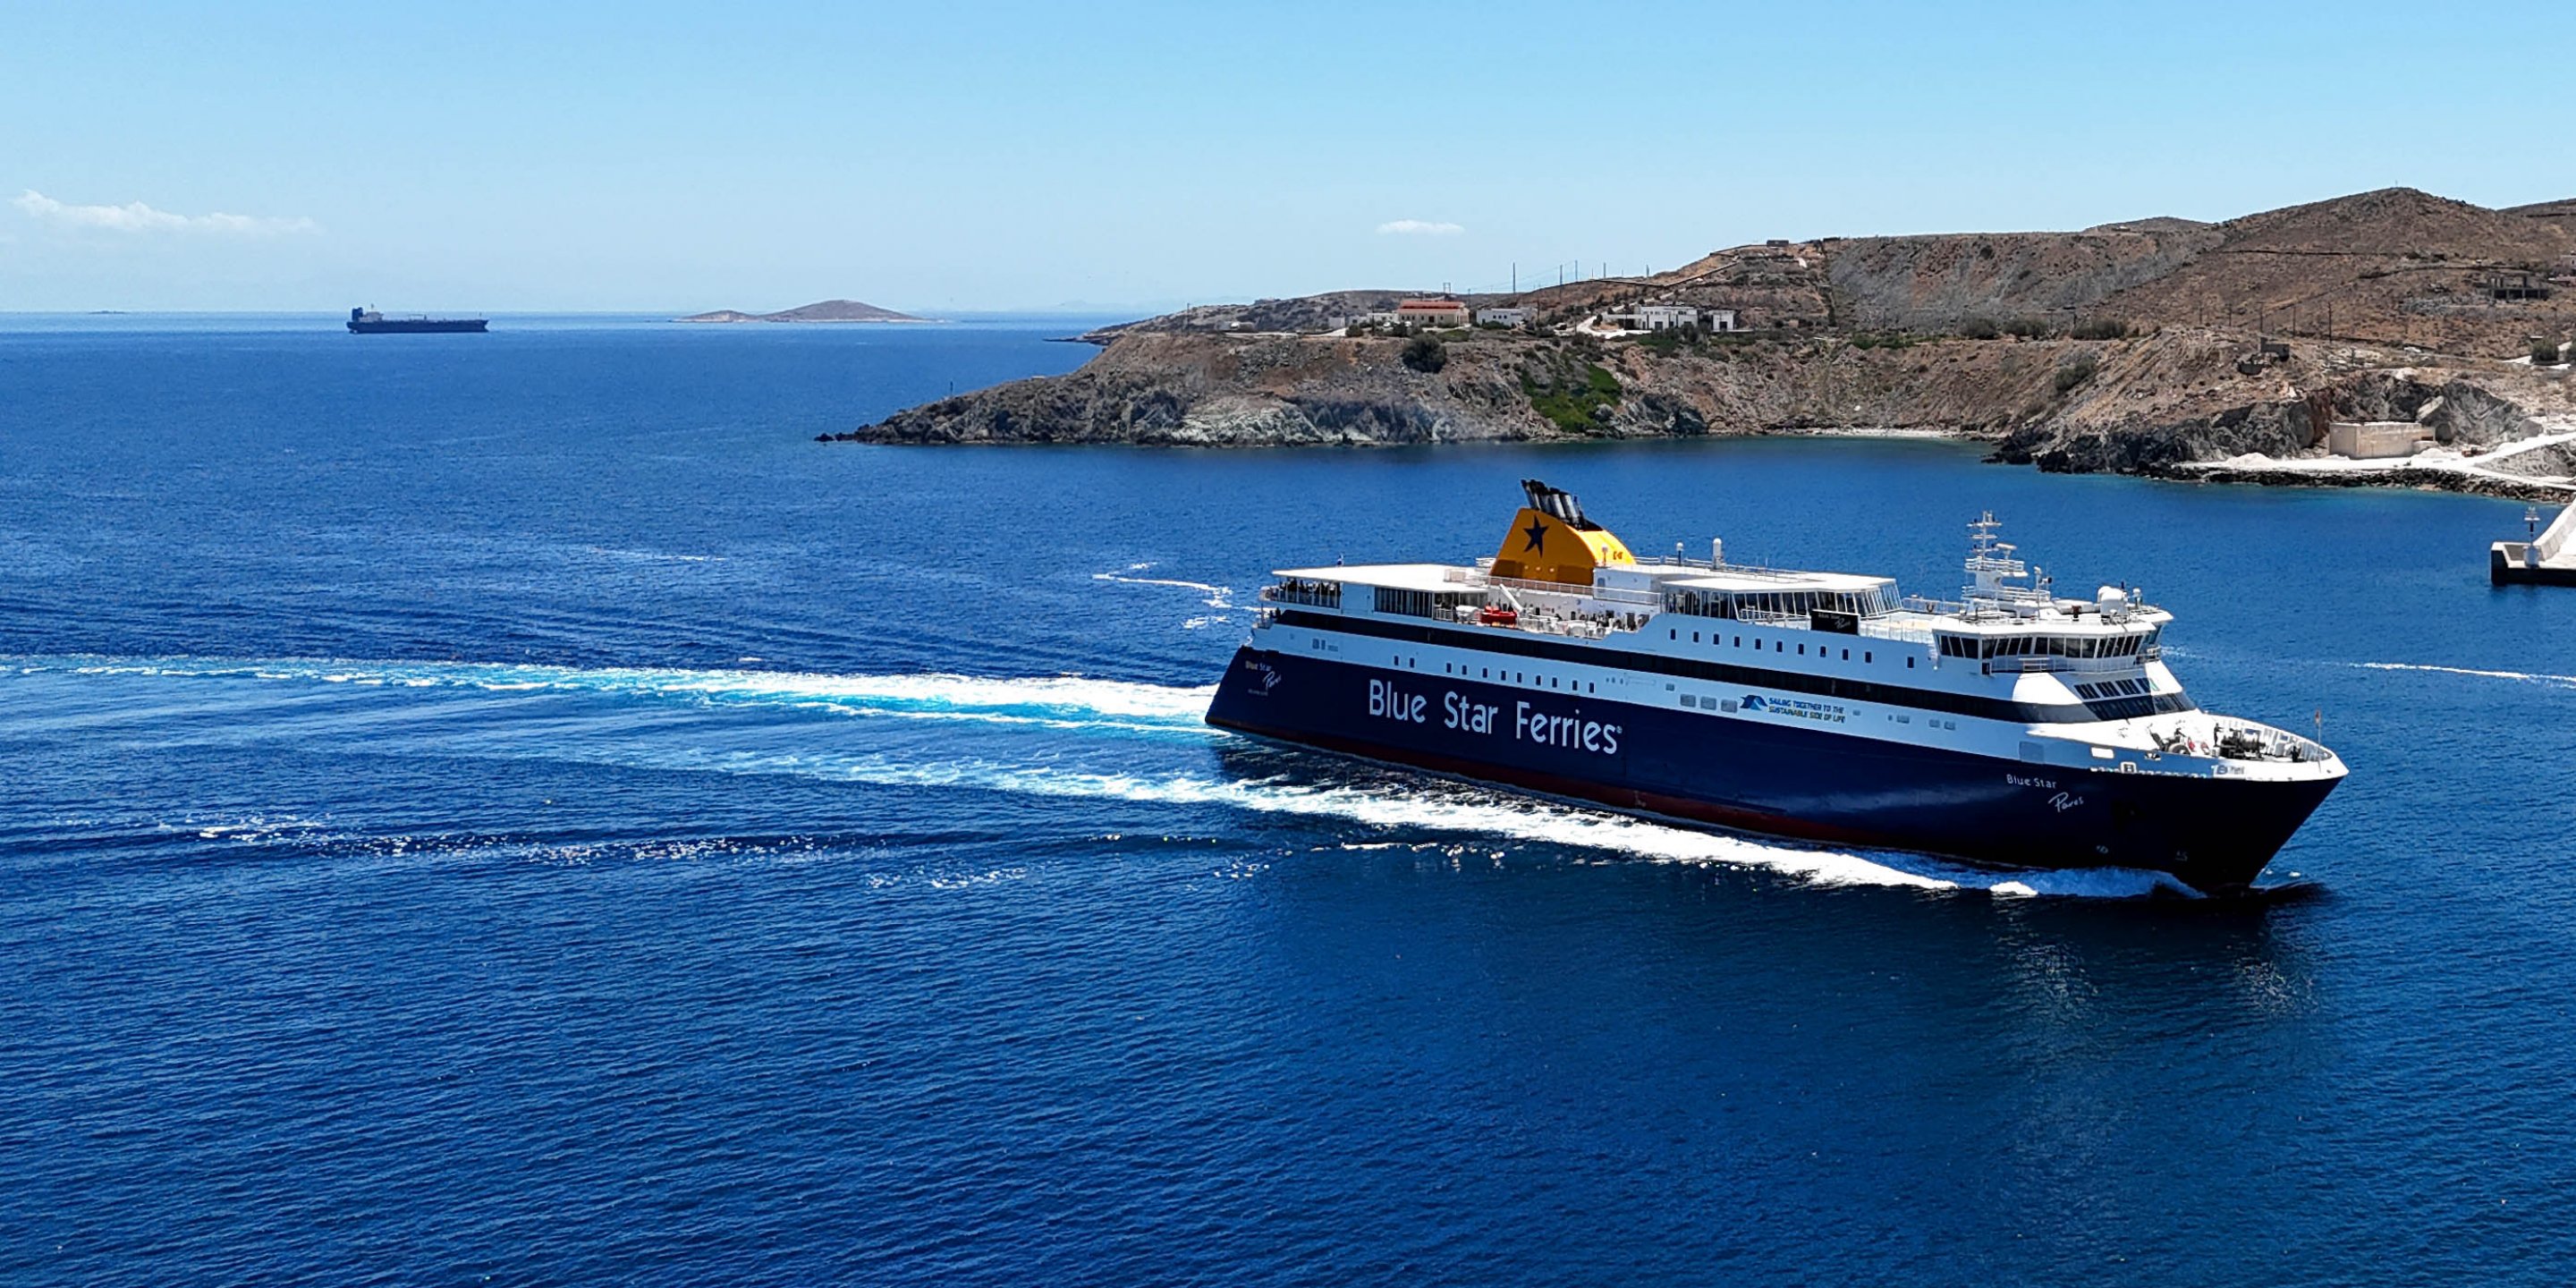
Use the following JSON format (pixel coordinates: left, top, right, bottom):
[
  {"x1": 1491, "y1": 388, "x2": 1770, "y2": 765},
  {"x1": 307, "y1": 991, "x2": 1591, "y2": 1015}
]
[{"x1": 1259, "y1": 513, "x2": 2339, "y2": 786}]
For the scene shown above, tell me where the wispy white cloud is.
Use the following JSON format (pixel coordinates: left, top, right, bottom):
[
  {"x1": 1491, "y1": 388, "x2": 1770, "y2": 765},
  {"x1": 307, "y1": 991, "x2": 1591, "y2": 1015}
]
[
  {"x1": 13, "y1": 190, "x2": 318, "y2": 235},
  {"x1": 1376, "y1": 218, "x2": 1463, "y2": 236}
]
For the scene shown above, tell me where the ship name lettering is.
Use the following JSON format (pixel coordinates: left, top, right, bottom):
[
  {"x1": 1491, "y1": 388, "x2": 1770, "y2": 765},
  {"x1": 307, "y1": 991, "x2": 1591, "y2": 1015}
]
[
  {"x1": 1367, "y1": 678, "x2": 1428, "y2": 724},
  {"x1": 1443, "y1": 691, "x2": 1500, "y2": 734},
  {"x1": 1515, "y1": 701, "x2": 1621, "y2": 756}
]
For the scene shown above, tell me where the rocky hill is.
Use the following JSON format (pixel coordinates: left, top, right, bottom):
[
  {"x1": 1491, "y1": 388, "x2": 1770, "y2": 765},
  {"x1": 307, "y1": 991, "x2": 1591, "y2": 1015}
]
[
  {"x1": 829, "y1": 188, "x2": 2576, "y2": 496},
  {"x1": 680, "y1": 299, "x2": 927, "y2": 323}
]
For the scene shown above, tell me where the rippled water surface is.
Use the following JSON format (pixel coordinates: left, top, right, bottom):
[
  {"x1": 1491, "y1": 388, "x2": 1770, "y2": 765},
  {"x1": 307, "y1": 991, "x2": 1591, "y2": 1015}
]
[{"x1": 4, "y1": 316, "x2": 2573, "y2": 1284}]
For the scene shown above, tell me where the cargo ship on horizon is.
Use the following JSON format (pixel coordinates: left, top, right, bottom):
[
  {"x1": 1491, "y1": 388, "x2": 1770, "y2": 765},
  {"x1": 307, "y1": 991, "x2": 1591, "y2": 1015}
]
[
  {"x1": 1206, "y1": 480, "x2": 2345, "y2": 894},
  {"x1": 346, "y1": 307, "x2": 487, "y2": 334}
]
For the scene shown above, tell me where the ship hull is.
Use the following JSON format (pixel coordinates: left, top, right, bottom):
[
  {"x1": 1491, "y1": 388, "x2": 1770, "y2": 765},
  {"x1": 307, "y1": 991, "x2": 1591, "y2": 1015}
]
[
  {"x1": 347, "y1": 318, "x2": 487, "y2": 334},
  {"x1": 1206, "y1": 646, "x2": 2335, "y2": 893}
]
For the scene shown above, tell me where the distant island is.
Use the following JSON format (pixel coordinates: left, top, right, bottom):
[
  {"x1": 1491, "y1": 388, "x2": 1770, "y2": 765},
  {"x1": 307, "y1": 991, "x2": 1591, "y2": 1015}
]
[
  {"x1": 676, "y1": 299, "x2": 930, "y2": 324},
  {"x1": 825, "y1": 187, "x2": 2576, "y2": 500}
]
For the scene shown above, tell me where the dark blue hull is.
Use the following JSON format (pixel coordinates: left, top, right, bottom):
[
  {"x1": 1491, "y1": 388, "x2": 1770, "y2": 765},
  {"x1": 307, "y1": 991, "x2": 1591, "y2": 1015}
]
[
  {"x1": 348, "y1": 318, "x2": 487, "y2": 334},
  {"x1": 1206, "y1": 646, "x2": 2335, "y2": 892}
]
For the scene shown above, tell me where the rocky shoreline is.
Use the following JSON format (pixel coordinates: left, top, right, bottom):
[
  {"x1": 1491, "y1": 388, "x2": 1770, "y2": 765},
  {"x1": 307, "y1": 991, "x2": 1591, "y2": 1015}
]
[{"x1": 823, "y1": 187, "x2": 2576, "y2": 500}]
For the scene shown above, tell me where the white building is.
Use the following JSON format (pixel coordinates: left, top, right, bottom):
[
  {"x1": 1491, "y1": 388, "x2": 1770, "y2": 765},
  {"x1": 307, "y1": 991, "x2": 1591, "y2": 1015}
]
[
  {"x1": 1632, "y1": 305, "x2": 1742, "y2": 332},
  {"x1": 1477, "y1": 307, "x2": 1532, "y2": 326},
  {"x1": 1394, "y1": 298, "x2": 1471, "y2": 326}
]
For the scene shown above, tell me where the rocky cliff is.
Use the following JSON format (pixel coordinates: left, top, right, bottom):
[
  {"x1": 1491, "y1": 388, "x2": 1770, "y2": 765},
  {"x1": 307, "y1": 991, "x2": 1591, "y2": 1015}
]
[{"x1": 829, "y1": 187, "x2": 2576, "y2": 496}]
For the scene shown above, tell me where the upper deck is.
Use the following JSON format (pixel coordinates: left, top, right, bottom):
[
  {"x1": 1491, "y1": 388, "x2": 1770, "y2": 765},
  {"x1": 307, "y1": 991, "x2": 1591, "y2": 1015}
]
[{"x1": 1265, "y1": 514, "x2": 2168, "y2": 680}]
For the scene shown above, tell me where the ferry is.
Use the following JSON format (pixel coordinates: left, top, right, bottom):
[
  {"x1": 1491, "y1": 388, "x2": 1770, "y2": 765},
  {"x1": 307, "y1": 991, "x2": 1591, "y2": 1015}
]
[{"x1": 1206, "y1": 480, "x2": 2345, "y2": 893}]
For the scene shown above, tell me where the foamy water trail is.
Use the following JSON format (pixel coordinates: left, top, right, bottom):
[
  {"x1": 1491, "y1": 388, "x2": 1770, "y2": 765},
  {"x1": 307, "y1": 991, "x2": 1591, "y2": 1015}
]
[
  {"x1": 2352, "y1": 662, "x2": 2576, "y2": 689},
  {"x1": 21, "y1": 656, "x2": 1217, "y2": 730},
  {"x1": 1092, "y1": 564, "x2": 1235, "y2": 610},
  {"x1": 666, "y1": 745, "x2": 2189, "y2": 896},
  {"x1": 13, "y1": 655, "x2": 2192, "y2": 898}
]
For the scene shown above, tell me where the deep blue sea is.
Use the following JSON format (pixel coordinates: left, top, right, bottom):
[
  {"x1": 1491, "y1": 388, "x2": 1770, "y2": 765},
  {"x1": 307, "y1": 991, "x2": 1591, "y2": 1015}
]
[{"x1": 4, "y1": 314, "x2": 2572, "y2": 1284}]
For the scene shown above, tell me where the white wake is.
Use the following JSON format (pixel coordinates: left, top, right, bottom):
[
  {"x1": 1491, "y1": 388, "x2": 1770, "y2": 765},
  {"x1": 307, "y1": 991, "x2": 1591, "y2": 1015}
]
[
  {"x1": 38, "y1": 656, "x2": 1216, "y2": 728},
  {"x1": 2353, "y1": 661, "x2": 2576, "y2": 688},
  {"x1": 18, "y1": 654, "x2": 2196, "y2": 898}
]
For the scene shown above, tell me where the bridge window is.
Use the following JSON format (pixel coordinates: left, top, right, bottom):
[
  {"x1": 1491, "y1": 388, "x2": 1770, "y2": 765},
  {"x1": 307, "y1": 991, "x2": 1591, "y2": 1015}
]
[{"x1": 1268, "y1": 578, "x2": 1342, "y2": 608}]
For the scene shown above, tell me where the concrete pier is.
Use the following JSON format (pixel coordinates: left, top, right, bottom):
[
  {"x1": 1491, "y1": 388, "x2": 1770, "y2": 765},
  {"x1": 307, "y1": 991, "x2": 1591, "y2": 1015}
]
[{"x1": 2494, "y1": 504, "x2": 2576, "y2": 585}]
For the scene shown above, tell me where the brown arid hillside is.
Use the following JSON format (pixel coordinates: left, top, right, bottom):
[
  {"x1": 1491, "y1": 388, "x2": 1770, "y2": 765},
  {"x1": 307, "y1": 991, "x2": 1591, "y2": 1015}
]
[
  {"x1": 835, "y1": 188, "x2": 2576, "y2": 497},
  {"x1": 2089, "y1": 188, "x2": 2574, "y2": 354},
  {"x1": 1821, "y1": 225, "x2": 2218, "y2": 332}
]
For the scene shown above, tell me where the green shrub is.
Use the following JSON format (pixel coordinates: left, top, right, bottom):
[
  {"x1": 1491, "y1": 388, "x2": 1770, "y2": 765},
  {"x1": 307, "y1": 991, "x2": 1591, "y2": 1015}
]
[
  {"x1": 1401, "y1": 335, "x2": 1447, "y2": 373},
  {"x1": 2072, "y1": 318, "x2": 2131, "y2": 341},
  {"x1": 2534, "y1": 338, "x2": 2566, "y2": 365},
  {"x1": 1960, "y1": 317, "x2": 2002, "y2": 340},
  {"x1": 2005, "y1": 318, "x2": 2050, "y2": 339},
  {"x1": 2053, "y1": 353, "x2": 2100, "y2": 394},
  {"x1": 1638, "y1": 326, "x2": 1709, "y2": 355},
  {"x1": 1521, "y1": 360, "x2": 1621, "y2": 432}
]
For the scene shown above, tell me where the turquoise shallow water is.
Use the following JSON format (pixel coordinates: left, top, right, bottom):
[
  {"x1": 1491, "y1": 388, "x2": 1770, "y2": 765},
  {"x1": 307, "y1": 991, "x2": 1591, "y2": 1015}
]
[{"x1": 3, "y1": 316, "x2": 2573, "y2": 1284}]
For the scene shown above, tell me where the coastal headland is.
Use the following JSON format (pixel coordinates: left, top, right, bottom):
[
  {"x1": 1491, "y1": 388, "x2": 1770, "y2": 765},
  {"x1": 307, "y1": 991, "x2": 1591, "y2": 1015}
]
[
  {"x1": 826, "y1": 188, "x2": 2576, "y2": 498},
  {"x1": 681, "y1": 299, "x2": 928, "y2": 324}
]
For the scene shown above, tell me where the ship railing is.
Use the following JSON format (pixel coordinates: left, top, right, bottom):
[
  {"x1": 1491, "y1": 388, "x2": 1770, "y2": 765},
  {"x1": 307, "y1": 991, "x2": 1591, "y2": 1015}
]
[
  {"x1": 1858, "y1": 618, "x2": 1938, "y2": 645},
  {"x1": 1515, "y1": 615, "x2": 1620, "y2": 641},
  {"x1": 1260, "y1": 582, "x2": 1343, "y2": 608},
  {"x1": 1448, "y1": 606, "x2": 1634, "y2": 641},
  {"x1": 2207, "y1": 719, "x2": 2331, "y2": 765},
  {"x1": 1908, "y1": 593, "x2": 2048, "y2": 621},
  {"x1": 1444, "y1": 568, "x2": 1662, "y2": 607},
  {"x1": 1656, "y1": 558, "x2": 1813, "y2": 582}
]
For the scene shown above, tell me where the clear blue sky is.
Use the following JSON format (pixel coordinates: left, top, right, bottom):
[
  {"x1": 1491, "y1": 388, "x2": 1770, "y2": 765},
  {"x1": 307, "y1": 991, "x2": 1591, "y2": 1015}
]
[{"x1": 2, "y1": 1, "x2": 2565, "y2": 313}]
